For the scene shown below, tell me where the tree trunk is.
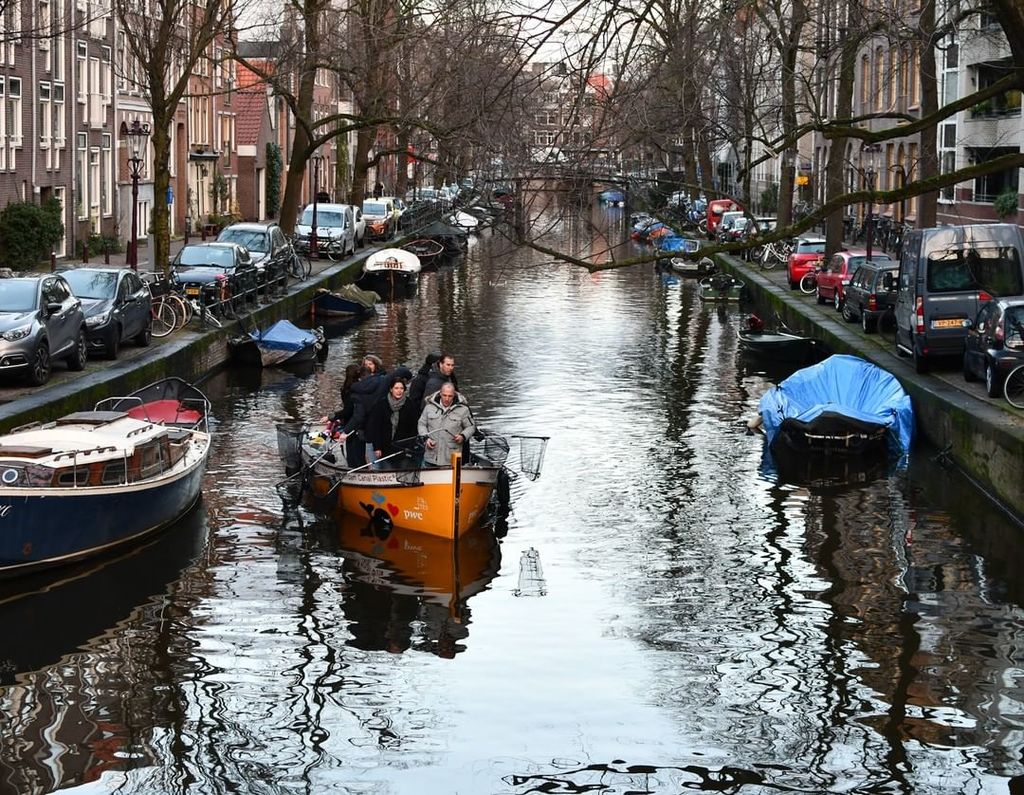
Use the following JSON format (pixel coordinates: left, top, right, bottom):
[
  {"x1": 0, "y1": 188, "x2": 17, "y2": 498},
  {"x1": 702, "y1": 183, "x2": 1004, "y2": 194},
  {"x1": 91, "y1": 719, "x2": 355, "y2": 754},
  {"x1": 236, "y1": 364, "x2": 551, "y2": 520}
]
[
  {"x1": 917, "y1": 0, "x2": 939, "y2": 228},
  {"x1": 350, "y1": 126, "x2": 374, "y2": 205},
  {"x1": 396, "y1": 128, "x2": 410, "y2": 197},
  {"x1": 150, "y1": 120, "x2": 172, "y2": 274},
  {"x1": 825, "y1": 1, "x2": 857, "y2": 256}
]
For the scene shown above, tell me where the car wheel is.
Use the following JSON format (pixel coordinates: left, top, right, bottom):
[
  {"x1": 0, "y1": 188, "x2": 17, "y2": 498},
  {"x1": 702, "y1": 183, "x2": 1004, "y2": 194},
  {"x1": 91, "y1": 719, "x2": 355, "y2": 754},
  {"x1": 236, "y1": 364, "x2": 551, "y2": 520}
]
[
  {"x1": 105, "y1": 326, "x2": 121, "y2": 359},
  {"x1": 67, "y1": 329, "x2": 88, "y2": 371},
  {"x1": 27, "y1": 341, "x2": 51, "y2": 386},
  {"x1": 789, "y1": 279, "x2": 798, "y2": 290},
  {"x1": 834, "y1": 292, "x2": 842, "y2": 311},
  {"x1": 841, "y1": 301, "x2": 856, "y2": 323},
  {"x1": 135, "y1": 320, "x2": 152, "y2": 347},
  {"x1": 963, "y1": 352, "x2": 978, "y2": 382},
  {"x1": 986, "y1": 363, "x2": 1001, "y2": 397},
  {"x1": 861, "y1": 310, "x2": 877, "y2": 333}
]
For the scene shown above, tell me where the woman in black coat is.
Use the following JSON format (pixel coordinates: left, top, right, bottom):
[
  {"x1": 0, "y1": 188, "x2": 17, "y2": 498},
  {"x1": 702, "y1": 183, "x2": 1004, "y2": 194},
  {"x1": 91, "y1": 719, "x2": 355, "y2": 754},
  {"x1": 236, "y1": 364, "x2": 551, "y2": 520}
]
[{"x1": 364, "y1": 376, "x2": 419, "y2": 467}]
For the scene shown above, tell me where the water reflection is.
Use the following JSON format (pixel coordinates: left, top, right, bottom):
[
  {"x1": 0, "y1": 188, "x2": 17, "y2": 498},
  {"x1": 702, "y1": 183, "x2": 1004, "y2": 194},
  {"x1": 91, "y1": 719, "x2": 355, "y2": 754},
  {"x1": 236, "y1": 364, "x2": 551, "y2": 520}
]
[{"x1": 325, "y1": 514, "x2": 501, "y2": 657}]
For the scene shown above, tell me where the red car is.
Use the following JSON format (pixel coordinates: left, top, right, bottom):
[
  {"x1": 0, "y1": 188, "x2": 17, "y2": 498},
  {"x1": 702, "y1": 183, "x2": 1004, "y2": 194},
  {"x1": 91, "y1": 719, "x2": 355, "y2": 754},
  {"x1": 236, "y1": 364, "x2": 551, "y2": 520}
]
[
  {"x1": 786, "y1": 237, "x2": 827, "y2": 289},
  {"x1": 706, "y1": 199, "x2": 742, "y2": 239},
  {"x1": 815, "y1": 250, "x2": 894, "y2": 309}
]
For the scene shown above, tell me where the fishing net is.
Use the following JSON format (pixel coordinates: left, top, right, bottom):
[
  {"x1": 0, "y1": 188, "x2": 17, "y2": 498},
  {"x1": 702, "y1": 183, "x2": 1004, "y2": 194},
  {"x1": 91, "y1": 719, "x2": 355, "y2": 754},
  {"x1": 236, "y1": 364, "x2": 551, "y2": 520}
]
[
  {"x1": 515, "y1": 436, "x2": 549, "y2": 481},
  {"x1": 475, "y1": 435, "x2": 510, "y2": 466},
  {"x1": 275, "y1": 421, "x2": 308, "y2": 473}
]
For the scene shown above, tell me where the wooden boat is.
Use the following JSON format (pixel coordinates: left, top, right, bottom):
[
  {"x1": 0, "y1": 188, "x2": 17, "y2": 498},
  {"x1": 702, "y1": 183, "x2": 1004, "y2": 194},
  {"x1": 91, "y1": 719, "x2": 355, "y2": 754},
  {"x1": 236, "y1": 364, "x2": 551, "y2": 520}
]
[
  {"x1": 0, "y1": 378, "x2": 211, "y2": 578},
  {"x1": 417, "y1": 220, "x2": 470, "y2": 260},
  {"x1": 402, "y1": 238, "x2": 447, "y2": 269},
  {"x1": 292, "y1": 427, "x2": 546, "y2": 540},
  {"x1": 738, "y1": 329, "x2": 827, "y2": 364},
  {"x1": 312, "y1": 284, "x2": 379, "y2": 318},
  {"x1": 698, "y1": 273, "x2": 747, "y2": 301},
  {"x1": 757, "y1": 354, "x2": 914, "y2": 457},
  {"x1": 361, "y1": 247, "x2": 421, "y2": 297},
  {"x1": 229, "y1": 319, "x2": 326, "y2": 367}
]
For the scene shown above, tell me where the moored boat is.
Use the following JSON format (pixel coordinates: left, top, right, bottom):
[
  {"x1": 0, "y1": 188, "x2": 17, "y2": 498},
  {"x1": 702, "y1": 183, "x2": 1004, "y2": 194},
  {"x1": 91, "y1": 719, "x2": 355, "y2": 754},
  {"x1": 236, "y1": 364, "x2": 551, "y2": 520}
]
[
  {"x1": 361, "y1": 248, "x2": 422, "y2": 297},
  {"x1": 230, "y1": 319, "x2": 326, "y2": 367},
  {"x1": 312, "y1": 284, "x2": 379, "y2": 318},
  {"x1": 757, "y1": 354, "x2": 914, "y2": 458},
  {"x1": 402, "y1": 238, "x2": 447, "y2": 269},
  {"x1": 0, "y1": 378, "x2": 211, "y2": 578},
  {"x1": 698, "y1": 273, "x2": 747, "y2": 301},
  {"x1": 738, "y1": 328, "x2": 828, "y2": 364}
]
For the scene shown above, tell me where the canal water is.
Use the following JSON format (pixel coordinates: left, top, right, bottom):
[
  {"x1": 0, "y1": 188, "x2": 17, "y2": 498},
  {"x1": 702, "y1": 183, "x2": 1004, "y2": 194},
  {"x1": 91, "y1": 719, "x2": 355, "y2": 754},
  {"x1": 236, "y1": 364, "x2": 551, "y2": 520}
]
[{"x1": 2, "y1": 202, "x2": 1024, "y2": 794}]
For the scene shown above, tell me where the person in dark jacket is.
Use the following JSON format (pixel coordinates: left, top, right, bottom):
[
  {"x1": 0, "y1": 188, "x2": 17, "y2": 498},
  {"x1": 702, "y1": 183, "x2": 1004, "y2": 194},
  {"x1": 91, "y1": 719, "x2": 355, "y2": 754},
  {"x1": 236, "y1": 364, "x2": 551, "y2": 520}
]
[
  {"x1": 329, "y1": 363, "x2": 369, "y2": 467},
  {"x1": 339, "y1": 361, "x2": 414, "y2": 465},
  {"x1": 407, "y1": 352, "x2": 442, "y2": 407},
  {"x1": 420, "y1": 353, "x2": 458, "y2": 405},
  {"x1": 364, "y1": 376, "x2": 419, "y2": 468}
]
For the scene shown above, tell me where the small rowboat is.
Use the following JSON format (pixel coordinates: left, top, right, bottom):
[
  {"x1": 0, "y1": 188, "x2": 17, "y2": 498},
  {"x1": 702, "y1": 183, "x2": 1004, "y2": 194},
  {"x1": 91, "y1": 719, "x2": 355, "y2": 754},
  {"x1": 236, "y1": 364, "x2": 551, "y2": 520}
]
[
  {"x1": 738, "y1": 329, "x2": 826, "y2": 364},
  {"x1": 229, "y1": 319, "x2": 326, "y2": 367},
  {"x1": 698, "y1": 274, "x2": 747, "y2": 301},
  {"x1": 361, "y1": 248, "x2": 421, "y2": 297},
  {"x1": 402, "y1": 238, "x2": 446, "y2": 269},
  {"x1": 312, "y1": 284, "x2": 379, "y2": 318}
]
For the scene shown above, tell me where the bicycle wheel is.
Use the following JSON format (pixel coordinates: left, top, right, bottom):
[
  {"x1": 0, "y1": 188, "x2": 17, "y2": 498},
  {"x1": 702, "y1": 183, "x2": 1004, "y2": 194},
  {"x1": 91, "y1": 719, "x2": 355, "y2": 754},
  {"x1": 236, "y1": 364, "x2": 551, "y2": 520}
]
[
  {"x1": 1004, "y1": 365, "x2": 1024, "y2": 408},
  {"x1": 151, "y1": 300, "x2": 177, "y2": 338},
  {"x1": 168, "y1": 293, "x2": 192, "y2": 328},
  {"x1": 799, "y1": 272, "x2": 817, "y2": 294},
  {"x1": 326, "y1": 242, "x2": 345, "y2": 262},
  {"x1": 288, "y1": 252, "x2": 307, "y2": 281},
  {"x1": 759, "y1": 250, "x2": 777, "y2": 271}
]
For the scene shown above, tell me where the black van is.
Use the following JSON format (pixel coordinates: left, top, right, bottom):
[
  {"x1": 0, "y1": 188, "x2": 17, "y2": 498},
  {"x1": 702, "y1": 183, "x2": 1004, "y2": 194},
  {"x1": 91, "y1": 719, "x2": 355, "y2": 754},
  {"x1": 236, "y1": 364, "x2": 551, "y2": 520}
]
[{"x1": 894, "y1": 223, "x2": 1024, "y2": 373}]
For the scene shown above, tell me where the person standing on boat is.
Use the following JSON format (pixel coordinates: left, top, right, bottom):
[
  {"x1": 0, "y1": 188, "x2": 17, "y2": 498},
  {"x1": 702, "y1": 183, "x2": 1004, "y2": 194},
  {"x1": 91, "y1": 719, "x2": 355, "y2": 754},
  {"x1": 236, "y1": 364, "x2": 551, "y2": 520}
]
[
  {"x1": 344, "y1": 358, "x2": 413, "y2": 466},
  {"x1": 365, "y1": 376, "x2": 419, "y2": 468},
  {"x1": 407, "y1": 352, "x2": 442, "y2": 406},
  {"x1": 328, "y1": 363, "x2": 370, "y2": 467},
  {"x1": 420, "y1": 353, "x2": 458, "y2": 405},
  {"x1": 362, "y1": 354, "x2": 385, "y2": 375},
  {"x1": 418, "y1": 383, "x2": 475, "y2": 467}
]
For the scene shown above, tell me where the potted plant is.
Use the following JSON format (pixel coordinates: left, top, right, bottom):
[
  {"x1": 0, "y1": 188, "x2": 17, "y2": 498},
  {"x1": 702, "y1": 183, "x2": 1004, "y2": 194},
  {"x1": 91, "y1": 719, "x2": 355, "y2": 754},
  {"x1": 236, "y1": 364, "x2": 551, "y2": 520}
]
[{"x1": 993, "y1": 190, "x2": 1019, "y2": 220}]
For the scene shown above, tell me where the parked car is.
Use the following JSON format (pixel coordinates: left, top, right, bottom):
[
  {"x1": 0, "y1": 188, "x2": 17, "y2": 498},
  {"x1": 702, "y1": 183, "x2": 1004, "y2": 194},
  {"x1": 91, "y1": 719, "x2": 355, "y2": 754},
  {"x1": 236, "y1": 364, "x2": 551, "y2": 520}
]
[
  {"x1": 786, "y1": 236, "x2": 828, "y2": 289},
  {"x1": 841, "y1": 261, "x2": 900, "y2": 332},
  {"x1": 705, "y1": 199, "x2": 742, "y2": 239},
  {"x1": 715, "y1": 211, "x2": 746, "y2": 243},
  {"x1": 0, "y1": 273, "x2": 87, "y2": 385},
  {"x1": 61, "y1": 267, "x2": 152, "y2": 358},
  {"x1": 362, "y1": 197, "x2": 398, "y2": 240},
  {"x1": 815, "y1": 250, "x2": 894, "y2": 310},
  {"x1": 171, "y1": 242, "x2": 258, "y2": 314},
  {"x1": 962, "y1": 298, "x2": 1024, "y2": 397},
  {"x1": 294, "y1": 203, "x2": 357, "y2": 260},
  {"x1": 217, "y1": 222, "x2": 294, "y2": 290},
  {"x1": 895, "y1": 223, "x2": 1024, "y2": 373}
]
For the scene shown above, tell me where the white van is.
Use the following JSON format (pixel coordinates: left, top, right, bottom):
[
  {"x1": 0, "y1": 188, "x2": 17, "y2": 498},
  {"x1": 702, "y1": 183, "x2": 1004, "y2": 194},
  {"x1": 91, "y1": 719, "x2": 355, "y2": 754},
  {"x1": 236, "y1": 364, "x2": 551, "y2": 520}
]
[{"x1": 295, "y1": 203, "x2": 356, "y2": 261}]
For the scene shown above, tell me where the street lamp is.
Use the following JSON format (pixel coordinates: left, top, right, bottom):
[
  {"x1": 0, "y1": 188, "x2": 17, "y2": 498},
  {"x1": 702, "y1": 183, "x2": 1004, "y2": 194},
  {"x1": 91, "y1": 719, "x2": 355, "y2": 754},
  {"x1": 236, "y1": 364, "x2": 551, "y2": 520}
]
[
  {"x1": 862, "y1": 143, "x2": 880, "y2": 261},
  {"x1": 120, "y1": 119, "x2": 150, "y2": 271},
  {"x1": 890, "y1": 162, "x2": 907, "y2": 228},
  {"x1": 309, "y1": 154, "x2": 325, "y2": 257}
]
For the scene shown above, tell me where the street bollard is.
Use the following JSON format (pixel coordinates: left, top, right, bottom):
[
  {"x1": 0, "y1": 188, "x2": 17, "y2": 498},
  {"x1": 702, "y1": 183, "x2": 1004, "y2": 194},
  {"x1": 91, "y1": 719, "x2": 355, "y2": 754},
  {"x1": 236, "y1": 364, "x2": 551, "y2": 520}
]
[{"x1": 82, "y1": 241, "x2": 89, "y2": 263}]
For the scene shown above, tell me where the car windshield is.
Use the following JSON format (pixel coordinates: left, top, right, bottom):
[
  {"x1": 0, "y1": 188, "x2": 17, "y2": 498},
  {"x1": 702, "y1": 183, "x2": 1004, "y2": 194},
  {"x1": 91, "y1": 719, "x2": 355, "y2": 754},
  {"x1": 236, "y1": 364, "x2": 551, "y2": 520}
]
[
  {"x1": 177, "y1": 247, "x2": 236, "y2": 268},
  {"x1": 219, "y1": 229, "x2": 269, "y2": 252},
  {"x1": 850, "y1": 255, "x2": 893, "y2": 269},
  {"x1": 64, "y1": 270, "x2": 118, "y2": 299},
  {"x1": 797, "y1": 240, "x2": 826, "y2": 253},
  {"x1": 299, "y1": 209, "x2": 344, "y2": 227},
  {"x1": 0, "y1": 280, "x2": 39, "y2": 312},
  {"x1": 363, "y1": 202, "x2": 388, "y2": 215}
]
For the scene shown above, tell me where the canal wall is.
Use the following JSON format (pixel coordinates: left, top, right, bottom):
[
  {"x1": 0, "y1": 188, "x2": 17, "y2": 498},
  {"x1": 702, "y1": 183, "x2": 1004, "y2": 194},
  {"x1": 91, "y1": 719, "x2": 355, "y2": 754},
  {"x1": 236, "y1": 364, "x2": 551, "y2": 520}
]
[{"x1": 717, "y1": 255, "x2": 1024, "y2": 521}]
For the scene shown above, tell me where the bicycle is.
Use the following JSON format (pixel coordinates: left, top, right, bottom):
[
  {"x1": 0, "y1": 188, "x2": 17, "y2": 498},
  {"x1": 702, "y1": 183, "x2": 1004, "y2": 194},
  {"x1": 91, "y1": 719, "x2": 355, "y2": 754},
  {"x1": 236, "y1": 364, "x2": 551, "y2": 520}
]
[
  {"x1": 187, "y1": 296, "x2": 222, "y2": 329},
  {"x1": 758, "y1": 240, "x2": 792, "y2": 271},
  {"x1": 149, "y1": 293, "x2": 179, "y2": 337},
  {"x1": 289, "y1": 249, "x2": 312, "y2": 281},
  {"x1": 799, "y1": 259, "x2": 826, "y2": 295},
  {"x1": 1004, "y1": 364, "x2": 1024, "y2": 409}
]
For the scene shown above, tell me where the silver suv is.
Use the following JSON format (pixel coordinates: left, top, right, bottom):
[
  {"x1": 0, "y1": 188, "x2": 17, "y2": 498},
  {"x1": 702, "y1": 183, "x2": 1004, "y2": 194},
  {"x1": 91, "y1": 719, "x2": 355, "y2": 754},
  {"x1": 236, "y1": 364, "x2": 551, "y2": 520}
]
[{"x1": 0, "y1": 273, "x2": 88, "y2": 385}]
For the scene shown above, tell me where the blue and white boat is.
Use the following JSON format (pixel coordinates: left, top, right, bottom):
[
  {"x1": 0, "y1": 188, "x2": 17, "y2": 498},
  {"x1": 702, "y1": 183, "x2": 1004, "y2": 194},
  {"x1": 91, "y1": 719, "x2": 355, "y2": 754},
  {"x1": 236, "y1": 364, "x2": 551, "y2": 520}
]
[
  {"x1": 758, "y1": 354, "x2": 914, "y2": 458},
  {"x1": 312, "y1": 284, "x2": 379, "y2": 319},
  {"x1": 0, "y1": 378, "x2": 211, "y2": 578},
  {"x1": 231, "y1": 319, "x2": 326, "y2": 367}
]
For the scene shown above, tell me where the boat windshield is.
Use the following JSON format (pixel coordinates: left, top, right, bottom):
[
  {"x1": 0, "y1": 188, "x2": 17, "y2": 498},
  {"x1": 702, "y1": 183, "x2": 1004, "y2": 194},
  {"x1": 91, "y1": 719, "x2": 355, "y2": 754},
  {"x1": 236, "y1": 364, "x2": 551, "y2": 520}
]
[
  {"x1": 299, "y1": 209, "x2": 344, "y2": 227},
  {"x1": 218, "y1": 229, "x2": 268, "y2": 253},
  {"x1": 0, "y1": 280, "x2": 38, "y2": 312},
  {"x1": 63, "y1": 270, "x2": 118, "y2": 299}
]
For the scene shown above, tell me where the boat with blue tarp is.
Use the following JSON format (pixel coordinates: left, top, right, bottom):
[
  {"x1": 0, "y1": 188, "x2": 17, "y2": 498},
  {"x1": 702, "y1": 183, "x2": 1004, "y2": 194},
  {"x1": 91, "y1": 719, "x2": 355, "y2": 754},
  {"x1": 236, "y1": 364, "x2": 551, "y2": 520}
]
[
  {"x1": 757, "y1": 354, "x2": 914, "y2": 458},
  {"x1": 230, "y1": 319, "x2": 325, "y2": 367}
]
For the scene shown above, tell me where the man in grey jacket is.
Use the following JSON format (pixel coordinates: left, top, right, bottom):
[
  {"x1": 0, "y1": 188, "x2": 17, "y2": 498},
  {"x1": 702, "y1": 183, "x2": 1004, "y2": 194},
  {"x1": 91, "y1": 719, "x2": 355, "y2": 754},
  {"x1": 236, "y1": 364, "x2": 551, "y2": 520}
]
[{"x1": 418, "y1": 383, "x2": 475, "y2": 466}]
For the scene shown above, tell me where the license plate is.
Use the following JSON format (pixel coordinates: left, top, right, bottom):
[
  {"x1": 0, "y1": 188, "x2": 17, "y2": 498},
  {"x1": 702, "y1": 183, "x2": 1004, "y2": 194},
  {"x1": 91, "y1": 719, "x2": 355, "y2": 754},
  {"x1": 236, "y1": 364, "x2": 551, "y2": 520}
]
[
  {"x1": 185, "y1": 287, "x2": 200, "y2": 296},
  {"x1": 931, "y1": 318, "x2": 965, "y2": 329}
]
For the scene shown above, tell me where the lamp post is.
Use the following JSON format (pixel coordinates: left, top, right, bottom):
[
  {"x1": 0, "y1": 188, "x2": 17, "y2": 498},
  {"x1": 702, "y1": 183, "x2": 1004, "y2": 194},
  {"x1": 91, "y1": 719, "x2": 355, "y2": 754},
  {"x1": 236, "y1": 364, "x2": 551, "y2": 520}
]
[
  {"x1": 309, "y1": 154, "x2": 324, "y2": 257},
  {"x1": 862, "y1": 144, "x2": 880, "y2": 261},
  {"x1": 891, "y1": 163, "x2": 907, "y2": 228},
  {"x1": 120, "y1": 119, "x2": 150, "y2": 271}
]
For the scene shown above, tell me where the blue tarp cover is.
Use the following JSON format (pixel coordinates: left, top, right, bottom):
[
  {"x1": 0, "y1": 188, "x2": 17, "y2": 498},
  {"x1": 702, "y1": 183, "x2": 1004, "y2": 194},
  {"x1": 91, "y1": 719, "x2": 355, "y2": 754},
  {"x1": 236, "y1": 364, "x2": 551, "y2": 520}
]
[
  {"x1": 252, "y1": 320, "x2": 318, "y2": 352},
  {"x1": 656, "y1": 236, "x2": 700, "y2": 253},
  {"x1": 758, "y1": 354, "x2": 914, "y2": 455}
]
